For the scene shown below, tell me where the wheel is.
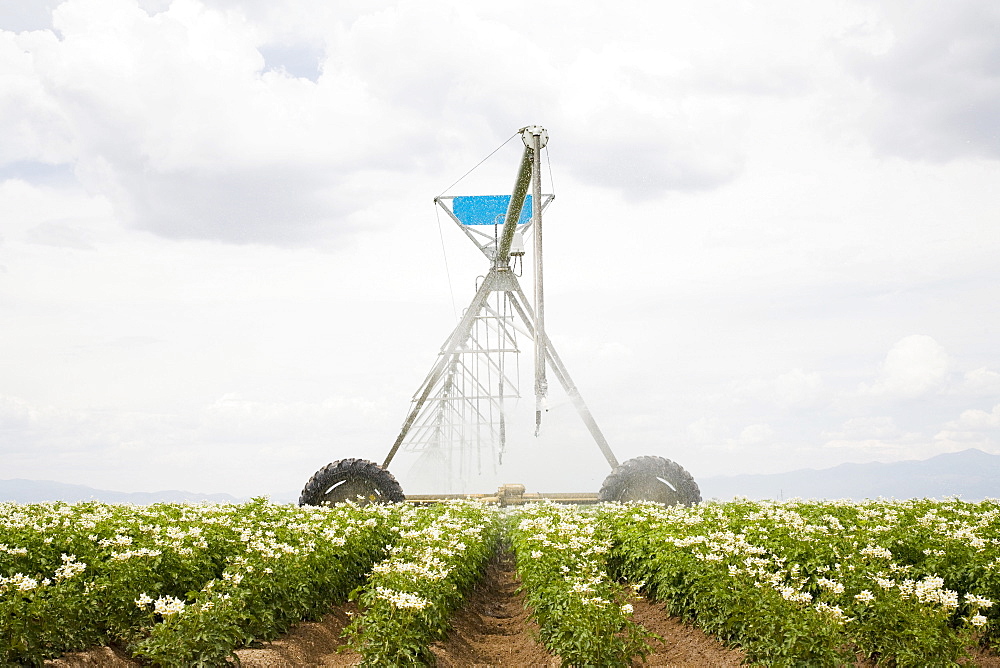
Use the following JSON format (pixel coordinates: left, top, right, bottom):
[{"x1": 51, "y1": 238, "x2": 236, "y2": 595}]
[
  {"x1": 599, "y1": 455, "x2": 701, "y2": 506},
  {"x1": 298, "y1": 458, "x2": 405, "y2": 506}
]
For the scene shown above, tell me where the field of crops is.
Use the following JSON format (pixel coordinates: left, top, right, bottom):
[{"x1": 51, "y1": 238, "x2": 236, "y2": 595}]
[{"x1": 2, "y1": 496, "x2": 998, "y2": 666}]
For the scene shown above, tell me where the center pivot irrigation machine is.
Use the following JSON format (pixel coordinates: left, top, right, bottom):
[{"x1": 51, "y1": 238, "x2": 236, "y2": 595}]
[{"x1": 299, "y1": 126, "x2": 701, "y2": 507}]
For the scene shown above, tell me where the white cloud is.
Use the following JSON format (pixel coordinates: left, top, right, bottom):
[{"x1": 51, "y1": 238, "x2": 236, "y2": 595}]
[
  {"x1": 4, "y1": 0, "x2": 871, "y2": 246},
  {"x1": 823, "y1": 416, "x2": 901, "y2": 441},
  {"x1": 0, "y1": 29, "x2": 74, "y2": 165},
  {"x1": 942, "y1": 404, "x2": 1000, "y2": 432},
  {"x1": 686, "y1": 416, "x2": 727, "y2": 444},
  {"x1": 817, "y1": 416, "x2": 922, "y2": 462},
  {"x1": 933, "y1": 403, "x2": 1000, "y2": 452},
  {"x1": 957, "y1": 367, "x2": 1000, "y2": 396},
  {"x1": 846, "y1": 1, "x2": 1000, "y2": 161},
  {"x1": 859, "y1": 335, "x2": 951, "y2": 397},
  {"x1": 819, "y1": 431, "x2": 949, "y2": 464},
  {"x1": 739, "y1": 423, "x2": 774, "y2": 445},
  {"x1": 0, "y1": 394, "x2": 38, "y2": 430},
  {"x1": 774, "y1": 369, "x2": 824, "y2": 408},
  {"x1": 201, "y1": 393, "x2": 389, "y2": 443},
  {"x1": 5, "y1": 0, "x2": 448, "y2": 244},
  {"x1": 728, "y1": 369, "x2": 825, "y2": 410},
  {"x1": 0, "y1": 178, "x2": 114, "y2": 241},
  {"x1": 0, "y1": 389, "x2": 395, "y2": 495},
  {"x1": 817, "y1": 409, "x2": 994, "y2": 464},
  {"x1": 2, "y1": 0, "x2": 1000, "y2": 494}
]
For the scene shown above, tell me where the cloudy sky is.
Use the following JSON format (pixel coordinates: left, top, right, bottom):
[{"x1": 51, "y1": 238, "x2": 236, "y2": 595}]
[{"x1": 2, "y1": 0, "x2": 999, "y2": 500}]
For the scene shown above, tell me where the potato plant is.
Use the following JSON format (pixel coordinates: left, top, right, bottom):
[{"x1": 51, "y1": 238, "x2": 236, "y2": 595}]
[
  {"x1": 343, "y1": 500, "x2": 500, "y2": 666},
  {"x1": 0, "y1": 499, "x2": 398, "y2": 665},
  {"x1": 601, "y1": 498, "x2": 997, "y2": 666},
  {"x1": 2, "y1": 497, "x2": 998, "y2": 666},
  {"x1": 509, "y1": 502, "x2": 652, "y2": 667}
]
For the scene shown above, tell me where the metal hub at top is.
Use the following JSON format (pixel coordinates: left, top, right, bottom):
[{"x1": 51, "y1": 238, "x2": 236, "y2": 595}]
[{"x1": 521, "y1": 125, "x2": 548, "y2": 149}]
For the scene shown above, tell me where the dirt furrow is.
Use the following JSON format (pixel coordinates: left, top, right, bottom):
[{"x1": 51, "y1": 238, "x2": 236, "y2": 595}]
[
  {"x1": 431, "y1": 550, "x2": 557, "y2": 667},
  {"x1": 628, "y1": 597, "x2": 744, "y2": 667}
]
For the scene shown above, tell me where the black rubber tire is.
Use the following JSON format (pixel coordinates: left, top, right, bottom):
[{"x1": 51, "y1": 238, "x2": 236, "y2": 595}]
[
  {"x1": 298, "y1": 458, "x2": 405, "y2": 506},
  {"x1": 598, "y1": 455, "x2": 701, "y2": 506}
]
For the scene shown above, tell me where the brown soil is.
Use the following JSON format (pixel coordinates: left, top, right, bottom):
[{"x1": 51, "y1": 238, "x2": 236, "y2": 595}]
[
  {"x1": 629, "y1": 597, "x2": 745, "y2": 667},
  {"x1": 968, "y1": 646, "x2": 1000, "y2": 668},
  {"x1": 430, "y1": 550, "x2": 557, "y2": 667},
  {"x1": 234, "y1": 603, "x2": 362, "y2": 667},
  {"x1": 47, "y1": 645, "x2": 135, "y2": 667}
]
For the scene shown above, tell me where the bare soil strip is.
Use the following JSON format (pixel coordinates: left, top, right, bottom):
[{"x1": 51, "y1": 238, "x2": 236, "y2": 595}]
[
  {"x1": 235, "y1": 603, "x2": 362, "y2": 667},
  {"x1": 430, "y1": 550, "x2": 556, "y2": 667},
  {"x1": 629, "y1": 597, "x2": 744, "y2": 667}
]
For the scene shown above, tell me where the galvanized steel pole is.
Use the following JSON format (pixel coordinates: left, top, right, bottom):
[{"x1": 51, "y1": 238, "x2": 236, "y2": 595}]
[{"x1": 529, "y1": 128, "x2": 548, "y2": 435}]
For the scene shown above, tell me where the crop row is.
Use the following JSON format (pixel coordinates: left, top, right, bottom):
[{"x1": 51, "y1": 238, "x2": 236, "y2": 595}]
[
  {"x1": 509, "y1": 501, "x2": 649, "y2": 666},
  {"x1": 601, "y1": 497, "x2": 999, "y2": 666},
  {"x1": 0, "y1": 499, "x2": 398, "y2": 665},
  {"x1": 2, "y1": 497, "x2": 998, "y2": 666},
  {"x1": 344, "y1": 500, "x2": 500, "y2": 665}
]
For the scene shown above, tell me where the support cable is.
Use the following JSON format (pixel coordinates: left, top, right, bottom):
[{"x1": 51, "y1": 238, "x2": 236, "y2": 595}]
[
  {"x1": 545, "y1": 146, "x2": 556, "y2": 197},
  {"x1": 436, "y1": 132, "x2": 519, "y2": 198},
  {"x1": 434, "y1": 204, "x2": 458, "y2": 320}
]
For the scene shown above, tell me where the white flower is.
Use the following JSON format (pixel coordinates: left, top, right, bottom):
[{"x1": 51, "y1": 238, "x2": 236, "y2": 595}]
[
  {"x1": 814, "y1": 602, "x2": 850, "y2": 624},
  {"x1": 135, "y1": 593, "x2": 154, "y2": 608},
  {"x1": 777, "y1": 586, "x2": 812, "y2": 604},
  {"x1": 581, "y1": 596, "x2": 609, "y2": 607},
  {"x1": 375, "y1": 586, "x2": 431, "y2": 610},
  {"x1": 971, "y1": 614, "x2": 988, "y2": 628},
  {"x1": 621, "y1": 603, "x2": 634, "y2": 615},
  {"x1": 153, "y1": 596, "x2": 186, "y2": 617},
  {"x1": 816, "y1": 577, "x2": 845, "y2": 594},
  {"x1": 860, "y1": 545, "x2": 893, "y2": 559},
  {"x1": 7, "y1": 574, "x2": 39, "y2": 592},
  {"x1": 900, "y1": 576, "x2": 960, "y2": 609},
  {"x1": 0, "y1": 545, "x2": 28, "y2": 556},
  {"x1": 222, "y1": 571, "x2": 244, "y2": 585},
  {"x1": 854, "y1": 590, "x2": 876, "y2": 604},
  {"x1": 110, "y1": 547, "x2": 162, "y2": 561},
  {"x1": 99, "y1": 534, "x2": 133, "y2": 548},
  {"x1": 55, "y1": 555, "x2": 87, "y2": 582},
  {"x1": 965, "y1": 593, "x2": 994, "y2": 609}
]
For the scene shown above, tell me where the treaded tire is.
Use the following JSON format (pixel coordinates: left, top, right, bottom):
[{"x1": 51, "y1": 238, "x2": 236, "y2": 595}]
[
  {"x1": 599, "y1": 455, "x2": 701, "y2": 506},
  {"x1": 298, "y1": 458, "x2": 405, "y2": 506}
]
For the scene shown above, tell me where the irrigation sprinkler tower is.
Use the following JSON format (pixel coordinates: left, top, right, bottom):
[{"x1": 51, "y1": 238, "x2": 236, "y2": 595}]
[
  {"x1": 299, "y1": 126, "x2": 701, "y2": 506},
  {"x1": 383, "y1": 126, "x2": 616, "y2": 492}
]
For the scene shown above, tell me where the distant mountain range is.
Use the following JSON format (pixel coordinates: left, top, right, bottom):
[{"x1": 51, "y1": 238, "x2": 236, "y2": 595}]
[
  {"x1": 3, "y1": 448, "x2": 998, "y2": 504},
  {"x1": 0, "y1": 479, "x2": 242, "y2": 504},
  {"x1": 699, "y1": 448, "x2": 1000, "y2": 501}
]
